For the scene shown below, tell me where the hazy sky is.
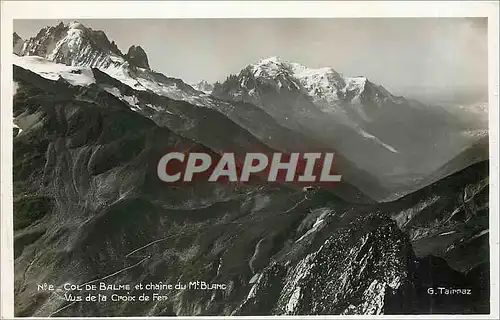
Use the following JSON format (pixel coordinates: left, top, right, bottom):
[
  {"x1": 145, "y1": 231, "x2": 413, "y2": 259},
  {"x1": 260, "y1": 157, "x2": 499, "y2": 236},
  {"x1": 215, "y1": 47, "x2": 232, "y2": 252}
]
[{"x1": 14, "y1": 18, "x2": 488, "y2": 98}]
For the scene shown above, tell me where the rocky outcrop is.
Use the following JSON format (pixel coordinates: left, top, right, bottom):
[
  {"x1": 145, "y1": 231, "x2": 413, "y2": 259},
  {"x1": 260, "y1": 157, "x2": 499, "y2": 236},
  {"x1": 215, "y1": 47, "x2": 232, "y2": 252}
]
[
  {"x1": 192, "y1": 80, "x2": 214, "y2": 93},
  {"x1": 235, "y1": 213, "x2": 413, "y2": 315},
  {"x1": 19, "y1": 21, "x2": 124, "y2": 68},
  {"x1": 235, "y1": 211, "x2": 489, "y2": 315},
  {"x1": 13, "y1": 32, "x2": 25, "y2": 55},
  {"x1": 124, "y1": 45, "x2": 150, "y2": 70}
]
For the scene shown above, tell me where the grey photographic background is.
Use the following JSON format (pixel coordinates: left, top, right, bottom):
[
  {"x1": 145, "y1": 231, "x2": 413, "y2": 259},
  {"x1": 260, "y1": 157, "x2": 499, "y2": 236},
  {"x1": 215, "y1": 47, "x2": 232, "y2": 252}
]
[{"x1": 15, "y1": 18, "x2": 487, "y2": 103}]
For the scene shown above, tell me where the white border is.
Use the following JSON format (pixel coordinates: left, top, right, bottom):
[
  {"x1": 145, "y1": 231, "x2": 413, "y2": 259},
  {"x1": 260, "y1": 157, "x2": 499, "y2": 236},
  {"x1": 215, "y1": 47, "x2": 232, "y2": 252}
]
[{"x1": 1, "y1": 1, "x2": 499, "y2": 319}]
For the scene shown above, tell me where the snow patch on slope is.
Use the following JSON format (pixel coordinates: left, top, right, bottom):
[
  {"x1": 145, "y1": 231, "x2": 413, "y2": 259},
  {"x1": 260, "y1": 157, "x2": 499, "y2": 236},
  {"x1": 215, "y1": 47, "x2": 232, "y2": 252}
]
[
  {"x1": 103, "y1": 87, "x2": 141, "y2": 111},
  {"x1": 359, "y1": 129, "x2": 399, "y2": 153},
  {"x1": 13, "y1": 55, "x2": 95, "y2": 86},
  {"x1": 103, "y1": 64, "x2": 147, "y2": 91},
  {"x1": 296, "y1": 208, "x2": 332, "y2": 243},
  {"x1": 13, "y1": 53, "x2": 212, "y2": 117},
  {"x1": 13, "y1": 122, "x2": 22, "y2": 135}
]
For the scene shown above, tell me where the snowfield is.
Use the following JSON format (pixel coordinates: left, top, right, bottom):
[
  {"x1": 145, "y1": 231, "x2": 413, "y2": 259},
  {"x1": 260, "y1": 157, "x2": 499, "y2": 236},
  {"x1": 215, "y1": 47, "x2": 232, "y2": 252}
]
[{"x1": 13, "y1": 55, "x2": 95, "y2": 86}]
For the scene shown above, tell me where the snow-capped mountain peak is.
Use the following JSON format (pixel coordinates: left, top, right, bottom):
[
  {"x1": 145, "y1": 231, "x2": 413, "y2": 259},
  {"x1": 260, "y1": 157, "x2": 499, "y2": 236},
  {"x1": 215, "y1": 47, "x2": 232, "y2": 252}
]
[
  {"x1": 216, "y1": 56, "x2": 398, "y2": 119},
  {"x1": 247, "y1": 56, "x2": 296, "y2": 79},
  {"x1": 191, "y1": 80, "x2": 214, "y2": 93},
  {"x1": 260, "y1": 55, "x2": 283, "y2": 63},
  {"x1": 246, "y1": 57, "x2": 389, "y2": 102},
  {"x1": 248, "y1": 56, "x2": 345, "y2": 87},
  {"x1": 14, "y1": 21, "x2": 215, "y2": 107},
  {"x1": 18, "y1": 21, "x2": 152, "y2": 71}
]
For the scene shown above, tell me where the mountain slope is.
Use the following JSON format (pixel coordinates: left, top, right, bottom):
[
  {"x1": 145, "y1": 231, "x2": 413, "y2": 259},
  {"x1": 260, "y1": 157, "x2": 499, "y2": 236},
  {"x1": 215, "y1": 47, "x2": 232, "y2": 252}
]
[{"x1": 13, "y1": 32, "x2": 25, "y2": 55}]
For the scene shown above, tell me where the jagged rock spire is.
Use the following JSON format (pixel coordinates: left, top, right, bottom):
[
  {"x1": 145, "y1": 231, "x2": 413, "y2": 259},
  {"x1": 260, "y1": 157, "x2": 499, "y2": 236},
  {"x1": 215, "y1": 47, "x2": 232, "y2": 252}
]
[{"x1": 124, "y1": 45, "x2": 150, "y2": 70}]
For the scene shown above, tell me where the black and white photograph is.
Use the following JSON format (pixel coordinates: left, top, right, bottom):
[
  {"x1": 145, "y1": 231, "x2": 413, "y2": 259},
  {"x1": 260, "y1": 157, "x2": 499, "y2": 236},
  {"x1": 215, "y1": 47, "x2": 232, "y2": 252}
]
[{"x1": 1, "y1": 1, "x2": 499, "y2": 318}]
